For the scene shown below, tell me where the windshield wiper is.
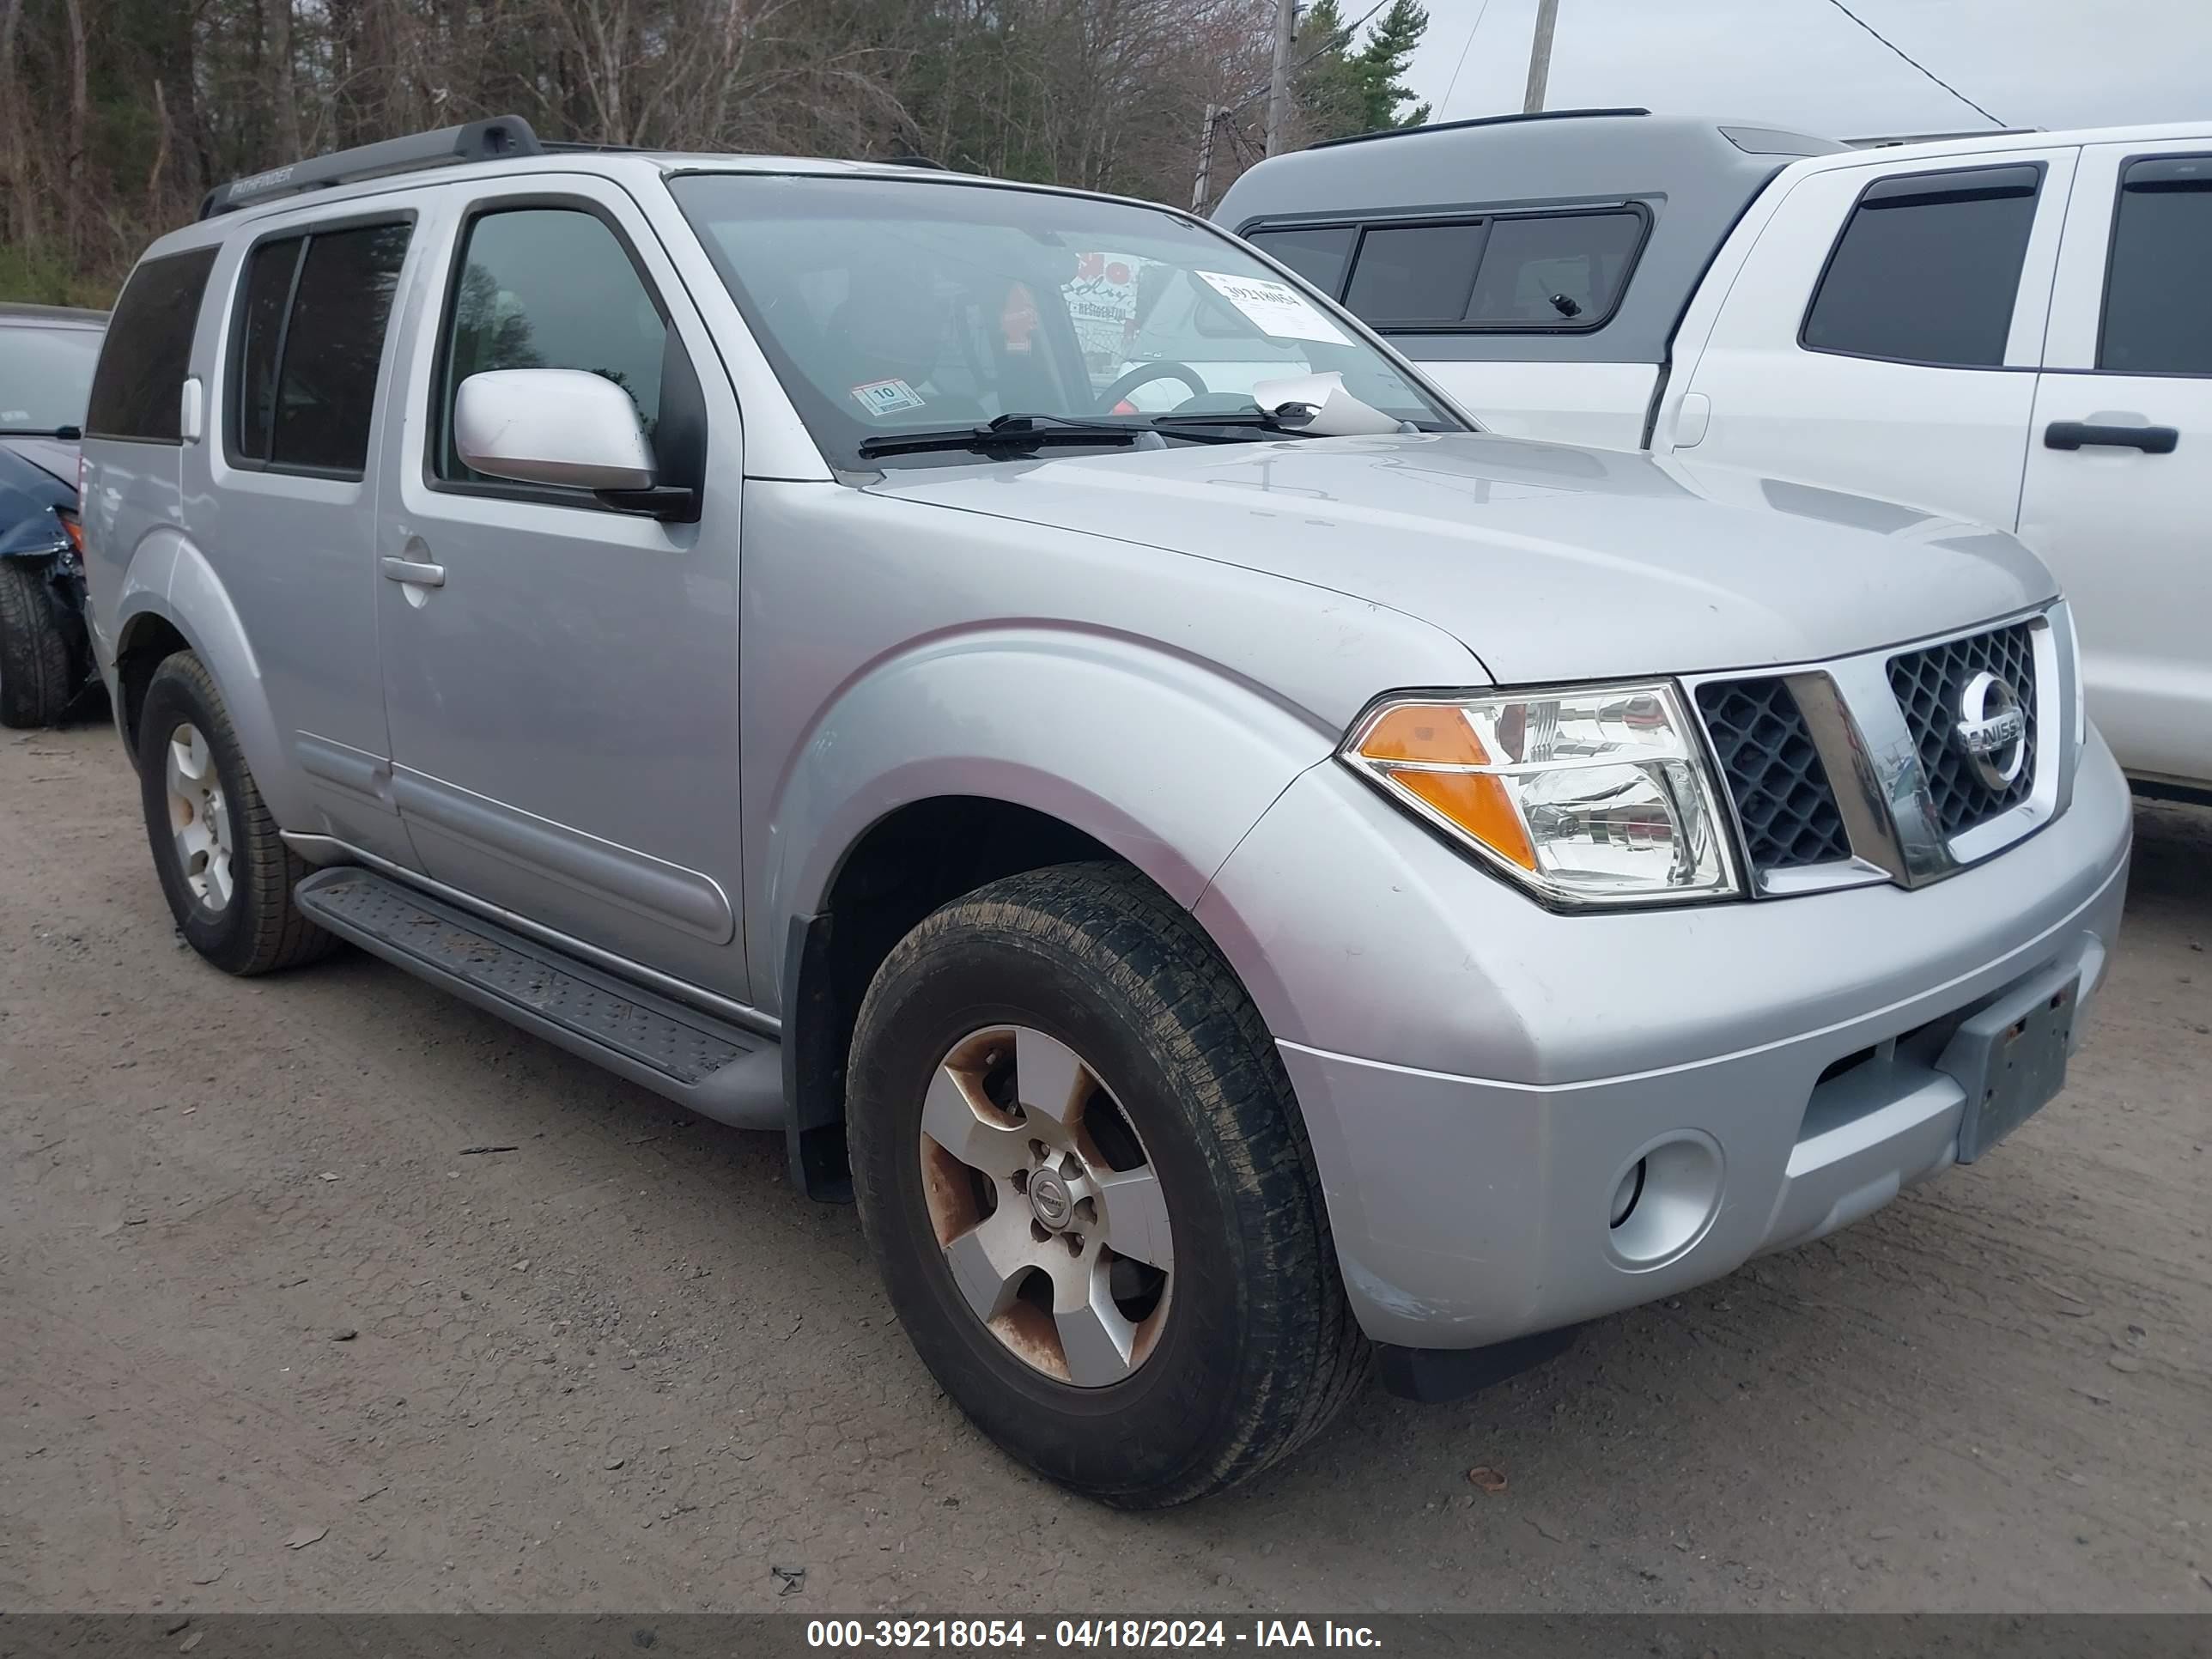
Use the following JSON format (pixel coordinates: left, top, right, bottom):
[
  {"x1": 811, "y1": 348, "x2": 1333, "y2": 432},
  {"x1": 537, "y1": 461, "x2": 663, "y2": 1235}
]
[
  {"x1": 1146, "y1": 410, "x2": 1325, "y2": 437},
  {"x1": 857, "y1": 412, "x2": 1153, "y2": 461},
  {"x1": 0, "y1": 425, "x2": 82, "y2": 440}
]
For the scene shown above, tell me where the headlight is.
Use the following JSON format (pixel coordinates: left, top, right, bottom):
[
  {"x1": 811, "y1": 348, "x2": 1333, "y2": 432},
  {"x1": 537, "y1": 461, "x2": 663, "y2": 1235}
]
[{"x1": 1341, "y1": 682, "x2": 1740, "y2": 906}]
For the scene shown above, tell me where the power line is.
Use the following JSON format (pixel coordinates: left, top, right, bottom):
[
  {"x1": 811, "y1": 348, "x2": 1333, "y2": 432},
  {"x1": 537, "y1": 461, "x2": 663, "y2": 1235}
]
[
  {"x1": 1816, "y1": 0, "x2": 2006, "y2": 128},
  {"x1": 1437, "y1": 0, "x2": 1496, "y2": 118}
]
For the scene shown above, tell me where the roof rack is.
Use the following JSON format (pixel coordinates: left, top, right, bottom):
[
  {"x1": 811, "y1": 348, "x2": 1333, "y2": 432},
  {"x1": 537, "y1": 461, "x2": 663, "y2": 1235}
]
[
  {"x1": 198, "y1": 115, "x2": 544, "y2": 219},
  {"x1": 1306, "y1": 106, "x2": 1652, "y2": 153}
]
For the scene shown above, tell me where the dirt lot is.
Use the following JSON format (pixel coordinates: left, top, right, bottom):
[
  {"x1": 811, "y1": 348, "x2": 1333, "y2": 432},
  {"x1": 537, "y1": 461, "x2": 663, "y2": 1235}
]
[{"x1": 3, "y1": 720, "x2": 2208, "y2": 1615}]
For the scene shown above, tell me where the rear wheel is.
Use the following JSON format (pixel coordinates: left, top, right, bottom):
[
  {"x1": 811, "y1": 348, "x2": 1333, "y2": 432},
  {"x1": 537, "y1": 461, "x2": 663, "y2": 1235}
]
[
  {"x1": 848, "y1": 862, "x2": 1367, "y2": 1506},
  {"x1": 136, "y1": 652, "x2": 335, "y2": 975},
  {"x1": 0, "y1": 560, "x2": 73, "y2": 728}
]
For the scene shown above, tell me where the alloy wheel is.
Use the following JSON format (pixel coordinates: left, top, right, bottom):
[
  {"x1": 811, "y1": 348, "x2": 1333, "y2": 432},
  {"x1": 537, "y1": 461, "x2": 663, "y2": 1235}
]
[
  {"x1": 917, "y1": 1024, "x2": 1174, "y2": 1387},
  {"x1": 164, "y1": 721, "x2": 235, "y2": 913}
]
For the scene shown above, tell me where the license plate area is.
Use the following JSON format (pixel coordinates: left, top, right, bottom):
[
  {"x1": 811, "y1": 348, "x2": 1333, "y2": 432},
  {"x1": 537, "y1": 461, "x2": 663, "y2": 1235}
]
[{"x1": 1940, "y1": 964, "x2": 2081, "y2": 1164}]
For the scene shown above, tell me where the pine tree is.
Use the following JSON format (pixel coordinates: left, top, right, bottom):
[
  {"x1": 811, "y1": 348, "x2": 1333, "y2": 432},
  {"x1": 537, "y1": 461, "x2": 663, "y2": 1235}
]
[{"x1": 1352, "y1": 0, "x2": 1431, "y2": 131}]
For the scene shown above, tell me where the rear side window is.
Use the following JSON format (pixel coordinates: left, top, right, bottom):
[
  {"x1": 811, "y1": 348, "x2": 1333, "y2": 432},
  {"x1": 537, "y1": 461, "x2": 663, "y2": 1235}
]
[
  {"x1": 1256, "y1": 208, "x2": 1649, "y2": 331},
  {"x1": 1464, "y1": 210, "x2": 1646, "y2": 325},
  {"x1": 228, "y1": 220, "x2": 411, "y2": 477},
  {"x1": 1344, "y1": 222, "x2": 1489, "y2": 325},
  {"x1": 433, "y1": 206, "x2": 667, "y2": 487},
  {"x1": 2100, "y1": 154, "x2": 2212, "y2": 376},
  {"x1": 1801, "y1": 164, "x2": 2042, "y2": 368},
  {"x1": 1244, "y1": 224, "x2": 1357, "y2": 297},
  {"x1": 85, "y1": 246, "x2": 217, "y2": 443}
]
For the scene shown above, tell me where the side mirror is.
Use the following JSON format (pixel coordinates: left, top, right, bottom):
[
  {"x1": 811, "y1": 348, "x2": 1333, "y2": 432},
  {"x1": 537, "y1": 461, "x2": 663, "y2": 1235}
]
[{"x1": 453, "y1": 368, "x2": 672, "y2": 505}]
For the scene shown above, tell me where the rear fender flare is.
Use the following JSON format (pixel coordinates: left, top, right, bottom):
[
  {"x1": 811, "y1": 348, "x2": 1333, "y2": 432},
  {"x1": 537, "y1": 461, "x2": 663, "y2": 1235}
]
[{"x1": 112, "y1": 529, "x2": 307, "y2": 826}]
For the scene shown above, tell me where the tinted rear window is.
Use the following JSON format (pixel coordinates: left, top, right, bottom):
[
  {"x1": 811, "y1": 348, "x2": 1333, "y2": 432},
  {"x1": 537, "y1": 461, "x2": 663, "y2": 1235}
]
[
  {"x1": 2100, "y1": 155, "x2": 2212, "y2": 377},
  {"x1": 85, "y1": 247, "x2": 217, "y2": 442},
  {"x1": 1802, "y1": 165, "x2": 2041, "y2": 368},
  {"x1": 1271, "y1": 208, "x2": 1648, "y2": 332},
  {"x1": 268, "y1": 223, "x2": 410, "y2": 474},
  {"x1": 234, "y1": 237, "x2": 301, "y2": 462},
  {"x1": 1244, "y1": 224, "x2": 1358, "y2": 297},
  {"x1": 227, "y1": 222, "x2": 410, "y2": 476},
  {"x1": 1344, "y1": 222, "x2": 1488, "y2": 325},
  {"x1": 1464, "y1": 210, "x2": 1645, "y2": 325}
]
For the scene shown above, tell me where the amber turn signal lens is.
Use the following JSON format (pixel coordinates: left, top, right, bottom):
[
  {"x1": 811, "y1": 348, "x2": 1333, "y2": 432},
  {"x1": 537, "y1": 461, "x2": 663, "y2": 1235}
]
[
  {"x1": 1352, "y1": 702, "x2": 1539, "y2": 872},
  {"x1": 1356, "y1": 702, "x2": 1492, "y2": 767},
  {"x1": 1386, "y1": 766, "x2": 1539, "y2": 870}
]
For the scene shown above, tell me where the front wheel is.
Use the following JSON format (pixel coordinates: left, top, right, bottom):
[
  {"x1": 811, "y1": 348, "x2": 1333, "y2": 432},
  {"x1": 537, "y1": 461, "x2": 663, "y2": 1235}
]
[{"x1": 848, "y1": 863, "x2": 1367, "y2": 1506}]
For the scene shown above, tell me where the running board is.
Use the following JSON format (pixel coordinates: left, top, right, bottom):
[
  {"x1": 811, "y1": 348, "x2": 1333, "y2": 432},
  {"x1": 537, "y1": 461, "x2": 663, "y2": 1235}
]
[{"x1": 294, "y1": 866, "x2": 784, "y2": 1131}]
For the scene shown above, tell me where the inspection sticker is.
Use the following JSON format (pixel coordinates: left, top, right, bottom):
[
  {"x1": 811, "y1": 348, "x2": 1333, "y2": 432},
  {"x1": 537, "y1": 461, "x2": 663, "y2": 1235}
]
[
  {"x1": 850, "y1": 378, "x2": 927, "y2": 416},
  {"x1": 1195, "y1": 270, "x2": 1351, "y2": 345}
]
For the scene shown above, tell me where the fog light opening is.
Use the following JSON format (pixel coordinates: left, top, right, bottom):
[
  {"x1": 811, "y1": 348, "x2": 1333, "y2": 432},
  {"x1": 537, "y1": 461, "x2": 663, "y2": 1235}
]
[
  {"x1": 1609, "y1": 1158, "x2": 1647, "y2": 1229},
  {"x1": 1605, "y1": 1132, "x2": 1724, "y2": 1269}
]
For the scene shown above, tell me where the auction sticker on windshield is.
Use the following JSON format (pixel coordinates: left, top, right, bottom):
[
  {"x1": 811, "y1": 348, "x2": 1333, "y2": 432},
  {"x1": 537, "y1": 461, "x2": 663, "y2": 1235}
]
[{"x1": 1196, "y1": 270, "x2": 1351, "y2": 345}]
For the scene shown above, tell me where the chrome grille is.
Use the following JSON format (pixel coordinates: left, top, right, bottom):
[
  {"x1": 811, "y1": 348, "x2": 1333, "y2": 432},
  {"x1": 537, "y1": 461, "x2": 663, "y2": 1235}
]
[
  {"x1": 1686, "y1": 609, "x2": 2061, "y2": 897},
  {"x1": 1887, "y1": 622, "x2": 2039, "y2": 838},
  {"x1": 1694, "y1": 678, "x2": 1852, "y2": 873}
]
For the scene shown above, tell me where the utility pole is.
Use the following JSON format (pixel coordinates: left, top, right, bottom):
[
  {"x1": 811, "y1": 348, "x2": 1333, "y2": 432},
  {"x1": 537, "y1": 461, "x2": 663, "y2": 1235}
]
[
  {"x1": 1265, "y1": 0, "x2": 1296, "y2": 155},
  {"x1": 1191, "y1": 104, "x2": 1219, "y2": 212},
  {"x1": 1522, "y1": 0, "x2": 1559, "y2": 113}
]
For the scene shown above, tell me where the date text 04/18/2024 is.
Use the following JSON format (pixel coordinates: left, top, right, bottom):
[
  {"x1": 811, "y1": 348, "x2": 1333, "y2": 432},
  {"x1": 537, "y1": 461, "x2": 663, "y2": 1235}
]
[{"x1": 805, "y1": 1620, "x2": 1384, "y2": 1649}]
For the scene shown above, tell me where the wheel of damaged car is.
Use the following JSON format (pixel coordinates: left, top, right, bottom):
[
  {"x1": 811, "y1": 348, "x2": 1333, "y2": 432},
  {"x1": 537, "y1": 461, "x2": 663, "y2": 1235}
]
[
  {"x1": 0, "y1": 561, "x2": 74, "y2": 728},
  {"x1": 847, "y1": 861, "x2": 1367, "y2": 1507},
  {"x1": 136, "y1": 651, "x2": 336, "y2": 976}
]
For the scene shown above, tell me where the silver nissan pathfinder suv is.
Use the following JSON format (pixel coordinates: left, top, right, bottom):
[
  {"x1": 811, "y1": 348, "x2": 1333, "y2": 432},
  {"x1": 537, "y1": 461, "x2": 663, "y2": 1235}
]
[{"x1": 81, "y1": 118, "x2": 2131, "y2": 1507}]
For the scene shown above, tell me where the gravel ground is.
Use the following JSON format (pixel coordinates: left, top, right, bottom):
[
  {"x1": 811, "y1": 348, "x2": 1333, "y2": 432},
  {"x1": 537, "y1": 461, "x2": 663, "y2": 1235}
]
[{"x1": 3, "y1": 720, "x2": 2207, "y2": 1614}]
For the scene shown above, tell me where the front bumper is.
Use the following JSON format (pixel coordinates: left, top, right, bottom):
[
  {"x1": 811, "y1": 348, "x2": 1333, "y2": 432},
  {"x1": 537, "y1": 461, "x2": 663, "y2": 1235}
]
[{"x1": 1194, "y1": 730, "x2": 2133, "y2": 1351}]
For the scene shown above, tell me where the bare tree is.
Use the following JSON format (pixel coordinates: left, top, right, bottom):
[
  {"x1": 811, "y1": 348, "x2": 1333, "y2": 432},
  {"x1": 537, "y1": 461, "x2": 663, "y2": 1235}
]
[{"x1": 0, "y1": 0, "x2": 1373, "y2": 302}]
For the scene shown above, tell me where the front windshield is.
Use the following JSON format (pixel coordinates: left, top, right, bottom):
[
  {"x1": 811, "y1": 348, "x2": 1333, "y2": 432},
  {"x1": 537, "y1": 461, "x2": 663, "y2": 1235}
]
[
  {"x1": 0, "y1": 323, "x2": 102, "y2": 433},
  {"x1": 667, "y1": 173, "x2": 1456, "y2": 466}
]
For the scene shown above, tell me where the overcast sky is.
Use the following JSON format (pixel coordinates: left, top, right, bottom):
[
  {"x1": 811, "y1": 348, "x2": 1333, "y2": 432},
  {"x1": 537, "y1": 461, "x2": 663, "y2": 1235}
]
[{"x1": 1404, "y1": 0, "x2": 2212, "y2": 141}]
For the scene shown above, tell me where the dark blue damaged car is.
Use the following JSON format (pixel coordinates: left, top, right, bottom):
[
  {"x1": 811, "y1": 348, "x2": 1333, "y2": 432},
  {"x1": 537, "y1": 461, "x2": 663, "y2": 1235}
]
[{"x1": 0, "y1": 301, "x2": 106, "y2": 726}]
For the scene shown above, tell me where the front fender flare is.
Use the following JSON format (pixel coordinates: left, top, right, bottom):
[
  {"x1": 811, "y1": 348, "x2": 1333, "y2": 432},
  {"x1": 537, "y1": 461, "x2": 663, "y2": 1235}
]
[{"x1": 754, "y1": 628, "x2": 1340, "y2": 1001}]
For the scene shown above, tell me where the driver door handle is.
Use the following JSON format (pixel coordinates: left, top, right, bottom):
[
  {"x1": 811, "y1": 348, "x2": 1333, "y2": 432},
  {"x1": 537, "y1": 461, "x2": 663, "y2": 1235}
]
[
  {"x1": 380, "y1": 556, "x2": 446, "y2": 587},
  {"x1": 2043, "y1": 421, "x2": 2179, "y2": 454}
]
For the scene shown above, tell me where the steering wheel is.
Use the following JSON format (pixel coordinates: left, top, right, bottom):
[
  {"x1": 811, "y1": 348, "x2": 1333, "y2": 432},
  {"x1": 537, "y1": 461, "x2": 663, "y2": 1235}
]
[{"x1": 1097, "y1": 361, "x2": 1209, "y2": 412}]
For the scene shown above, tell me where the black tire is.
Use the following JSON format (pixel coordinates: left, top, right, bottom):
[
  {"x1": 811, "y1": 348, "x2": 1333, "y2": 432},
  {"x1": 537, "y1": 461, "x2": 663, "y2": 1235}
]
[
  {"x1": 136, "y1": 651, "x2": 336, "y2": 975},
  {"x1": 848, "y1": 862, "x2": 1368, "y2": 1507},
  {"x1": 0, "y1": 560, "x2": 73, "y2": 728}
]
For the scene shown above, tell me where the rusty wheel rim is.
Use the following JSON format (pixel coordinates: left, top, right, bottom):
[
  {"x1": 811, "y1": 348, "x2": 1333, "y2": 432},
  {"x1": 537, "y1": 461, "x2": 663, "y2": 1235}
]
[{"x1": 916, "y1": 1025, "x2": 1173, "y2": 1388}]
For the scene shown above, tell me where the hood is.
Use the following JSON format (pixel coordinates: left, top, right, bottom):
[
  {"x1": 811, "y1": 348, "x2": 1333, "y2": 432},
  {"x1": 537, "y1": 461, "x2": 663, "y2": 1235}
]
[
  {"x1": 0, "y1": 441, "x2": 76, "y2": 559},
  {"x1": 0, "y1": 434, "x2": 80, "y2": 492},
  {"x1": 864, "y1": 432, "x2": 2056, "y2": 684}
]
